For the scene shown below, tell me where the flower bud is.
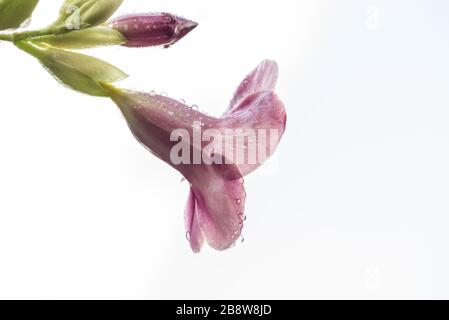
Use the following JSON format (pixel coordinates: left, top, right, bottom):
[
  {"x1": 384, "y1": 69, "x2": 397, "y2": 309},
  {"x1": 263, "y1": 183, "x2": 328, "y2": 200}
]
[
  {"x1": 108, "y1": 13, "x2": 198, "y2": 48},
  {"x1": 0, "y1": 0, "x2": 39, "y2": 30},
  {"x1": 15, "y1": 40, "x2": 128, "y2": 97}
]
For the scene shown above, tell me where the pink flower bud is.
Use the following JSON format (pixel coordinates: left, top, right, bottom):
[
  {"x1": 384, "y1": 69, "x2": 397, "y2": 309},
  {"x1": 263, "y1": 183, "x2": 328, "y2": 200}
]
[{"x1": 108, "y1": 13, "x2": 198, "y2": 48}]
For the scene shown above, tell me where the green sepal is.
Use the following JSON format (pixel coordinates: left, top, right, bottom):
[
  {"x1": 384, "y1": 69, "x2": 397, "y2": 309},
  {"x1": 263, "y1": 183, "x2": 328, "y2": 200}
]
[
  {"x1": 32, "y1": 27, "x2": 125, "y2": 49},
  {"x1": 0, "y1": 0, "x2": 39, "y2": 31},
  {"x1": 15, "y1": 40, "x2": 128, "y2": 97},
  {"x1": 51, "y1": 0, "x2": 123, "y2": 34}
]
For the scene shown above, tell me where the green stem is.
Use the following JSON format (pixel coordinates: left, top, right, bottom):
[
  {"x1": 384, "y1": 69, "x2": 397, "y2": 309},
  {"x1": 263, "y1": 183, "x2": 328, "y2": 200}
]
[
  {"x1": 0, "y1": 27, "x2": 53, "y2": 43},
  {"x1": 0, "y1": 33, "x2": 14, "y2": 41},
  {"x1": 12, "y1": 27, "x2": 53, "y2": 41}
]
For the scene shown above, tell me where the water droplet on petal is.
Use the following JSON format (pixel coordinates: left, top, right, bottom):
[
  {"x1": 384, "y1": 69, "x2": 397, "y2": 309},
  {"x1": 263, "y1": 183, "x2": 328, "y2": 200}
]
[
  {"x1": 237, "y1": 212, "x2": 246, "y2": 221},
  {"x1": 186, "y1": 231, "x2": 191, "y2": 241},
  {"x1": 238, "y1": 178, "x2": 244, "y2": 184},
  {"x1": 192, "y1": 104, "x2": 199, "y2": 111},
  {"x1": 150, "y1": 90, "x2": 156, "y2": 96},
  {"x1": 236, "y1": 199, "x2": 242, "y2": 204}
]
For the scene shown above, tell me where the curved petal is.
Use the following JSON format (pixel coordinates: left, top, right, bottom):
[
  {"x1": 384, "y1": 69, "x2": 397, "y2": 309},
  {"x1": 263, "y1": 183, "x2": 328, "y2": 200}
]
[
  {"x1": 226, "y1": 60, "x2": 279, "y2": 114},
  {"x1": 184, "y1": 188, "x2": 204, "y2": 253},
  {"x1": 188, "y1": 165, "x2": 246, "y2": 251},
  {"x1": 220, "y1": 91, "x2": 287, "y2": 176}
]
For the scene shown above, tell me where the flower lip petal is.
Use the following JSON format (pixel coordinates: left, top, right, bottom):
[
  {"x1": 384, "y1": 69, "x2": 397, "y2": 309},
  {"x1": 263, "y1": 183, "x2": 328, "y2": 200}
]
[
  {"x1": 185, "y1": 188, "x2": 204, "y2": 253},
  {"x1": 220, "y1": 90, "x2": 287, "y2": 176},
  {"x1": 189, "y1": 170, "x2": 246, "y2": 251},
  {"x1": 227, "y1": 60, "x2": 279, "y2": 114}
]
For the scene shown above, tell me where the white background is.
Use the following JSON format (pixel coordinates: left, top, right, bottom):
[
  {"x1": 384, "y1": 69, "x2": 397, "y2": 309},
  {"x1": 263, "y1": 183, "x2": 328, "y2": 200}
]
[{"x1": 0, "y1": 0, "x2": 449, "y2": 299}]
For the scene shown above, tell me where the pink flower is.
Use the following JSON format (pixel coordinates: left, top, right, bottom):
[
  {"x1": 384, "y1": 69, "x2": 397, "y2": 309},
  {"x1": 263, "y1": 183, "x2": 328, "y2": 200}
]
[
  {"x1": 108, "y1": 13, "x2": 198, "y2": 48},
  {"x1": 101, "y1": 60, "x2": 286, "y2": 252}
]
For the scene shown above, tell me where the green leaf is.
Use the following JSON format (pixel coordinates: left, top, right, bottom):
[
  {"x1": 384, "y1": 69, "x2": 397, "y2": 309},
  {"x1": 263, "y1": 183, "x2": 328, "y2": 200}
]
[
  {"x1": 15, "y1": 40, "x2": 128, "y2": 97},
  {"x1": 51, "y1": 0, "x2": 123, "y2": 34},
  {"x1": 33, "y1": 27, "x2": 126, "y2": 49},
  {"x1": 0, "y1": 0, "x2": 39, "y2": 31}
]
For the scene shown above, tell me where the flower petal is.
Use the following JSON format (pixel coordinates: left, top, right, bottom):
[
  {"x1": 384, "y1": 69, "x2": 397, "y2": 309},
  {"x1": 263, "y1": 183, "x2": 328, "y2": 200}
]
[
  {"x1": 184, "y1": 188, "x2": 204, "y2": 253},
  {"x1": 220, "y1": 90, "x2": 287, "y2": 176},
  {"x1": 227, "y1": 60, "x2": 279, "y2": 114},
  {"x1": 188, "y1": 166, "x2": 246, "y2": 251}
]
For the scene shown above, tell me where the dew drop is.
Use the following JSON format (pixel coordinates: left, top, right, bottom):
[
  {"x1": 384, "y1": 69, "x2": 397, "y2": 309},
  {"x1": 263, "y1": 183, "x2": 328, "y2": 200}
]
[
  {"x1": 161, "y1": 91, "x2": 168, "y2": 97},
  {"x1": 238, "y1": 178, "x2": 244, "y2": 184},
  {"x1": 236, "y1": 199, "x2": 242, "y2": 204},
  {"x1": 150, "y1": 90, "x2": 156, "y2": 96},
  {"x1": 186, "y1": 231, "x2": 191, "y2": 241},
  {"x1": 192, "y1": 104, "x2": 199, "y2": 111}
]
